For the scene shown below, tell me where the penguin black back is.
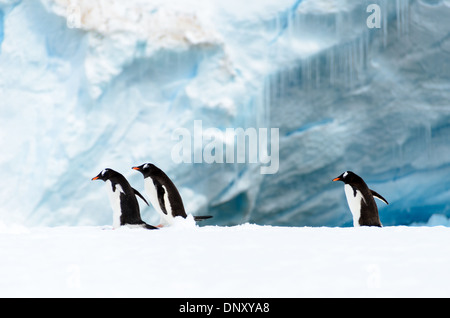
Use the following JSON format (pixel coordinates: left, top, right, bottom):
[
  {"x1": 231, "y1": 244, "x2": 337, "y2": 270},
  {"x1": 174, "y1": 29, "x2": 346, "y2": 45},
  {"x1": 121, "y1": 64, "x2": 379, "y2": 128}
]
[
  {"x1": 92, "y1": 168, "x2": 157, "y2": 229},
  {"x1": 333, "y1": 171, "x2": 388, "y2": 227}
]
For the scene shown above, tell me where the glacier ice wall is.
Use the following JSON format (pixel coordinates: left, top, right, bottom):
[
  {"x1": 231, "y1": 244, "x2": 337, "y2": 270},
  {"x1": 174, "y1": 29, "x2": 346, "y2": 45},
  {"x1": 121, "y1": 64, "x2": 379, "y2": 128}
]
[{"x1": 0, "y1": 0, "x2": 450, "y2": 227}]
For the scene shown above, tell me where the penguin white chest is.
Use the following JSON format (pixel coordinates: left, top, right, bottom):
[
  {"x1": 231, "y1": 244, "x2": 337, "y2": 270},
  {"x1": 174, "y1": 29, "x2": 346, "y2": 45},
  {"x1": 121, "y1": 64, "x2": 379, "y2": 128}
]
[
  {"x1": 344, "y1": 184, "x2": 365, "y2": 227},
  {"x1": 105, "y1": 180, "x2": 124, "y2": 229},
  {"x1": 144, "y1": 178, "x2": 174, "y2": 226},
  {"x1": 144, "y1": 177, "x2": 161, "y2": 212}
]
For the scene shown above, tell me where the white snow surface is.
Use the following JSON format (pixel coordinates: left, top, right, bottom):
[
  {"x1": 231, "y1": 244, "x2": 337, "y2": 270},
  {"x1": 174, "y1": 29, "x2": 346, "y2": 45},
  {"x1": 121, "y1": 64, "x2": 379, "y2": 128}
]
[{"x1": 2, "y1": 218, "x2": 450, "y2": 298}]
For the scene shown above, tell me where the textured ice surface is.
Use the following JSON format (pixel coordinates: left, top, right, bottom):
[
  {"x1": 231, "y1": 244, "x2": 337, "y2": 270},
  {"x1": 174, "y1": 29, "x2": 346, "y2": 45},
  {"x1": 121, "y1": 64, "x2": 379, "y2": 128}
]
[{"x1": 0, "y1": 0, "x2": 450, "y2": 227}]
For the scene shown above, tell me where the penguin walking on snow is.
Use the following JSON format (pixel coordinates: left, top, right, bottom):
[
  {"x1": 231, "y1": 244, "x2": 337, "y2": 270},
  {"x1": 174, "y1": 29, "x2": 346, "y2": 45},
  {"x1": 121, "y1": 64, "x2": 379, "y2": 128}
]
[
  {"x1": 92, "y1": 168, "x2": 158, "y2": 230},
  {"x1": 332, "y1": 171, "x2": 388, "y2": 227},
  {"x1": 132, "y1": 163, "x2": 212, "y2": 227}
]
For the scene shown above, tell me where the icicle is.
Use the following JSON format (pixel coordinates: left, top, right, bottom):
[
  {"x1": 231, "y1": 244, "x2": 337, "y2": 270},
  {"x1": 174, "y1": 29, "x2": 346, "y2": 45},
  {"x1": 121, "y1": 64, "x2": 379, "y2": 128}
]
[
  {"x1": 314, "y1": 57, "x2": 320, "y2": 89},
  {"x1": 396, "y1": 0, "x2": 410, "y2": 37},
  {"x1": 382, "y1": 0, "x2": 388, "y2": 47},
  {"x1": 328, "y1": 49, "x2": 334, "y2": 86}
]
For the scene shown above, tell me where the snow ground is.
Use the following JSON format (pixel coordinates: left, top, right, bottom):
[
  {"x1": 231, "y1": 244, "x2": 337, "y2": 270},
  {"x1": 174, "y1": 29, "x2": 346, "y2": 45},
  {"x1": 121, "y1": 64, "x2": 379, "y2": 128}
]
[{"x1": 1, "y1": 218, "x2": 450, "y2": 298}]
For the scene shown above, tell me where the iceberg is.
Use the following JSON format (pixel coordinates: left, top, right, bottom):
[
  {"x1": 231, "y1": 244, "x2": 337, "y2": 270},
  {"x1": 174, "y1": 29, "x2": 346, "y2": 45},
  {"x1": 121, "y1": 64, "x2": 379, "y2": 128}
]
[{"x1": 0, "y1": 0, "x2": 449, "y2": 227}]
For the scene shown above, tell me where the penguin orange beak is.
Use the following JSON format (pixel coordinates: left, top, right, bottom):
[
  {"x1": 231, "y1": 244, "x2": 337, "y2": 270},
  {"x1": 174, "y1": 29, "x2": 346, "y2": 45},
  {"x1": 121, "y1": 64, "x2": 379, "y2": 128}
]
[
  {"x1": 332, "y1": 177, "x2": 341, "y2": 182},
  {"x1": 92, "y1": 176, "x2": 99, "y2": 180},
  {"x1": 132, "y1": 166, "x2": 140, "y2": 171}
]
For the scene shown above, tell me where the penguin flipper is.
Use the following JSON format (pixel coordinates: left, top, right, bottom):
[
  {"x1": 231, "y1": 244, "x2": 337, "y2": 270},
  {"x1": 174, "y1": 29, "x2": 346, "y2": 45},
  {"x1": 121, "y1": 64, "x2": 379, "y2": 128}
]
[
  {"x1": 371, "y1": 189, "x2": 389, "y2": 205},
  {"x1": 133, "y1": 188, "x2": 149, "y2": 206},
  {"x1": 155, "y1": 183, "x2": 168, "y2": 215}
]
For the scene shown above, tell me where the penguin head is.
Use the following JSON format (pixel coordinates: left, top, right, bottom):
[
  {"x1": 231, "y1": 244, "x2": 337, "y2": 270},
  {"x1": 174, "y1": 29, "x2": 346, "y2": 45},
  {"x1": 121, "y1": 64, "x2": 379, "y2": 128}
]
[
  {"x1": 132, "y1": 163, "x2": 158, "y2": 178},
  {"x1": 332, "y1": 171, "x2": 360, "y2": 184},
  {"x1": 92, "y1": 168, "x2": 117, "y2": 182}
]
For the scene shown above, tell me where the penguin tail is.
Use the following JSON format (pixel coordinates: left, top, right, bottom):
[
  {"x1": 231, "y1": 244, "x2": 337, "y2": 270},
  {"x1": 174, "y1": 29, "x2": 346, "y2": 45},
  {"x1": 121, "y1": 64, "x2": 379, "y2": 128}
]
[
  {"x1": 193, "y1": 215, "x2": 213, "y2": 221},
  {"x1": 143, "y1": 223, "x2": 159, "y2": 230}
]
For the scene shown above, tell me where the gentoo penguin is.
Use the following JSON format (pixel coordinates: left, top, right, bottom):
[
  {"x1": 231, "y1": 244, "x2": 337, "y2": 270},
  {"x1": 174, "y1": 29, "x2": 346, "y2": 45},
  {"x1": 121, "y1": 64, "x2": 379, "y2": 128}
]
[
  {"x1": 92, "y1": 168, "x2": 158, "y2": 230},
  {"x1": 132, "y1": 163, "x2": 212, "y2": 227},
  {"x1": 332, "y1": 171, "x2": 388, "y2": 227}
]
